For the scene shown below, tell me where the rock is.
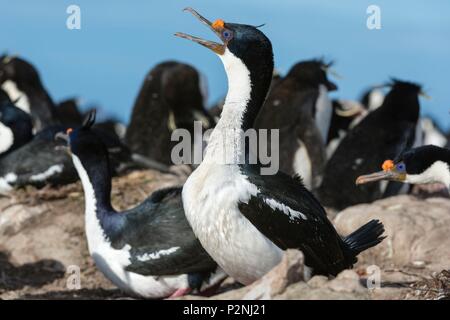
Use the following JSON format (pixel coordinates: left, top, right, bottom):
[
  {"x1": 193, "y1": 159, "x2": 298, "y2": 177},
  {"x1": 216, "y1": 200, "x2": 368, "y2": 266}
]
[
  {"x1": 276, "y1": 270, "x2": 368, "y2": 300},
  {"x1": 207, "y1": 249, "x2": 305, "y2": 300},
  {"x1": 186, "y1": 251, "x2": 369, "y2": 300},
  {"x1": 242, "y1": 249, "x2": 305, "y2": 299},
  {"x1": 334, "y1": 195, "x2": 450, "y2": 272}
]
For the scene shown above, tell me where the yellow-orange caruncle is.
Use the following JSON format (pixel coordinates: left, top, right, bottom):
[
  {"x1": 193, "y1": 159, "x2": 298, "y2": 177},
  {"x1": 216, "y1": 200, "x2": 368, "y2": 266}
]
[
  {"x1": 382, "y1": 159, "x2": 394, "y2": 171},
  {"x1": 212, "y1": 19, "x2": 225, "y2": 30}
]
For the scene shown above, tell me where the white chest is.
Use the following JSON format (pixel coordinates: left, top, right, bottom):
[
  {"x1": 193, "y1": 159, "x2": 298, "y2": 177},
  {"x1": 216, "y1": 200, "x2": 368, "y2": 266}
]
[
  {"x1": 182, "y1": 163, "x2": 283, "y2": 285},
  {"x1": 1, "y1": 80, "x2": 31, "y2": 113},
  {"x1": 0, "y1": 122, "x2": 14, "y2": 154},
  {"x1": 315, "y1": 85, "x2": 332, "y2": 142},
  {"x1": 292, "y1": 139, "x2": 312, "y2": 190}
]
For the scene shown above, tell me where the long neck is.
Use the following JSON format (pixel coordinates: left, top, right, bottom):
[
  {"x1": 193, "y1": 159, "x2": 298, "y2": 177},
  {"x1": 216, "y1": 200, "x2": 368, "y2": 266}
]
[
  {"x1": 72, "y1": 154, "x2": 115, "y2": 225},
  {"x1": 204, "y1": 48, "x2": 273, "y2": 164}
]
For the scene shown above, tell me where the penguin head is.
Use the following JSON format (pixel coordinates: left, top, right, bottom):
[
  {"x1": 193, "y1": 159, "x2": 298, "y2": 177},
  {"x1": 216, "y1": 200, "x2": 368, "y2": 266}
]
[
  {"x1": 0, "y1": 55, "x2": 42, "y2": 89},
  {"x1": 286, "y1": 59, "x2": 338, "y2": 91},
  {"x1": 161, "y1": 62, "x2": 205, "y2": 116},
  {"x1": 380, "y1": 78, "x2": 424, "y2": 122}
]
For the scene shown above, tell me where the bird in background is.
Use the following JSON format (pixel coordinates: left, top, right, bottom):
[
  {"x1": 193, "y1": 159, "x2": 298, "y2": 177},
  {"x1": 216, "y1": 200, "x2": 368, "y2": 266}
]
[
  {"x1": 319, "y1": 79, "x2": 424, "y2": 210},
  {"x1": 0, "y1": 54, "x2": 57, "y2": 131},
  {"x1": 255, "y1": 59, "x2": 338, "y2": 190},
  {"x1": 176, "y1": 7, "x2": 384, "y2": 285},
  {"x1": 326, "y1": 99, "x2": 367, "y2": 159},
  {"x1": 125, "y1": 61, "x2": 214, "y2": 167}
]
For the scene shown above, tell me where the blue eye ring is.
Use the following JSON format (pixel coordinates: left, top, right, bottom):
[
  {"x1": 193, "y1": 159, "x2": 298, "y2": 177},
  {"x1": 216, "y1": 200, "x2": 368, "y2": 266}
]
[
  {"x1": 396, "y1": 163, "x2": 405, "y2": 171},
  {"x1": 222, "y1": 30, "x2": 233, "y2": 40}
]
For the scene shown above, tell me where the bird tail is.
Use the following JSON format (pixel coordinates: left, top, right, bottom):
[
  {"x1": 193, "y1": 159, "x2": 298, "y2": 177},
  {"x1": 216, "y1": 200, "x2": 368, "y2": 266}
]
[{"x1": 342, "y1": 219, "x2": 386, "y2": 264}]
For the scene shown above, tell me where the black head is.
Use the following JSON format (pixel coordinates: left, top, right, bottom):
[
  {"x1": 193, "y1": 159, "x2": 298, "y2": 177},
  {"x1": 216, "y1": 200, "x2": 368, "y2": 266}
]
[
  {"x1": 394, "y1": 145, "x2": 450, "y2": 176},
  {"x1": 0, "y1": 55, "x2": 42, "y2": 89},
  {"x1": 161, "y1": 62, "x2": 205, "y2": 113},
  {"x1": 388, "y1": 78, "x2": 422, "y2": 94},
  {"x1": 356, "y1": 145, "x2": 450, "y2": 186},
  {"x1": 175, "y1": 8, "x2": 273, "y2": 81},
  {"x1": 379, "y1": 78, "x2": 423, "y2": 122},
  {"x1": 67, "y1": 111, "x2": 107, "y2": 159},
  {"x1": 287, "y1": 59, "x2": 338, "y2": 91}
]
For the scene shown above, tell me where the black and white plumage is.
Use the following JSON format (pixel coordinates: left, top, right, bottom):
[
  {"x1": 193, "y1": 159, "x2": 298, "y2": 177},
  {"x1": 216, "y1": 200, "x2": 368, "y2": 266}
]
[
  {"x1": 0, "y1": 125, "x2": 76, "y2": 192},
  {"x1": 356, "y1": 145, "x2": 450, "y2": 190},
  {"x1": 0, "y1": 114, "x2": 132, "y2": 192},
  {"x1": 326, "y1": 99, "x2": 366, "y2": 159},
  {"x1": 255, "y1": 59, "x2": 337, "y2": 190},
  {"x1": 125, "y1": 61, "x2": 214, "y2": 166},
  {"x1": 318, "y1": 79, "x2": 423, "y2": 210},
  {"x1": 65, "y1": 114, "x2": 224, "y2": 298},
  {"x1": 420, "y1": 117, "x2": 448, "y2": 148},
  {"x1": 0, "y1": 89, "x2": 33, "y2": 157},
  {"x1": 176, "y1": 8, "x2": 385, "y2": 285},
  {"x1": 0, "y1": 55, "x2": 56, "y2": 131}
]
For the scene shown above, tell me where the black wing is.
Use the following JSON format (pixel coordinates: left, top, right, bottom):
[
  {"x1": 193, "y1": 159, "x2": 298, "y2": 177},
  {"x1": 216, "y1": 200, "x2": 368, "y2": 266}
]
[
  {"x1": 238, "y1": 165, "x2": 349, "y2": 276},
  {"x1": 110, "y1": 187, "x2": 217, "y2": 276},
  {"x1": 0, "y1": 138, "x2": 77, "y2": 187}
]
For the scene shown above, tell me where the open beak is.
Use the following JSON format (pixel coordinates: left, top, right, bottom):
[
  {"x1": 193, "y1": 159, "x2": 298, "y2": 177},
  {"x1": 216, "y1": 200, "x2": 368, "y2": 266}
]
[
  {"x1": 356, "y1": 170, "x2": 400, "y2": 185},
  {"x1": 175, "y1": 7, "x2": 226, "y2": 55}
]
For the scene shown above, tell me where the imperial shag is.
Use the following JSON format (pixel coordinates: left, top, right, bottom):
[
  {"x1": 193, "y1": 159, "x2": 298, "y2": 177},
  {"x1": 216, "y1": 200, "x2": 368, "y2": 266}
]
[
  {"x1": 62, "y1": 112, "x2": 225, "y2": 298},
  {"x1": 356, "y1": 145, "x2": 450, "y2": 190},
  {"x1": 176, "y1": 8, "x2": 385, "y2": 285}
]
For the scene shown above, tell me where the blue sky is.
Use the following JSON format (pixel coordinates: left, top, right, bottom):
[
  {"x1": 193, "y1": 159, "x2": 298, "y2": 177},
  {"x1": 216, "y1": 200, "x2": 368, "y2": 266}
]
[{"x1": 2, "y1": 1, "x2": 450, "y2": 130}]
